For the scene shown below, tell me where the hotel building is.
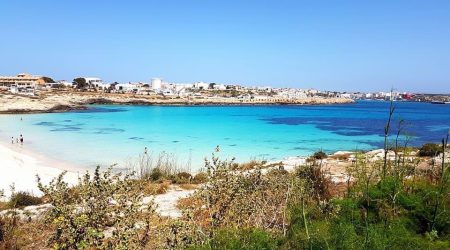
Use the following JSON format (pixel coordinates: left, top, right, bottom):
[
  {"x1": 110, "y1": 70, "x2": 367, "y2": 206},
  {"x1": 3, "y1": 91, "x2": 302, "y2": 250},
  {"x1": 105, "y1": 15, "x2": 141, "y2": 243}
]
[{"x1": 0, "y1": 73, "x2": 46, "y2": 93}]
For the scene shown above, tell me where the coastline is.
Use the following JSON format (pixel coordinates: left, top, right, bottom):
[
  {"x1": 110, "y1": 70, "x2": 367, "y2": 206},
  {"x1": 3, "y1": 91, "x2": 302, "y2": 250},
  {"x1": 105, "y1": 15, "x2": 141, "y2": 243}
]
[
  {"x1": 1, "y1": 136, "x2": 446, "y2": 199},
  {"x1": 0, "y1": 92, "x2": 355, "y2": 114},
  {"x1": 0, "y1": 141, "x2": 81, "y2": 197}
]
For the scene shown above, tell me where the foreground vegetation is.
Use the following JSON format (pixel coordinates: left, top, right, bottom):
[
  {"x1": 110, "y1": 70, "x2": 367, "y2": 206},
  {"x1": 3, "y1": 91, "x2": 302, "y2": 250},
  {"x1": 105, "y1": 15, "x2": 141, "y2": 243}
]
[
  {"x1": 1, "y1": 139, "x2": 448, "y2": 249},
  {"x1": 1, "y1": 105, "x2": 449, "y2": 249}
]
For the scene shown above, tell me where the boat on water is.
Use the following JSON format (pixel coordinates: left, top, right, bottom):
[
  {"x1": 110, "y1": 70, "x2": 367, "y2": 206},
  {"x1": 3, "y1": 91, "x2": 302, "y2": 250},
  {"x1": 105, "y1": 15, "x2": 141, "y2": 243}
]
[{"x1": 431, "y1": 101, "x2": 450, "y2": 104}]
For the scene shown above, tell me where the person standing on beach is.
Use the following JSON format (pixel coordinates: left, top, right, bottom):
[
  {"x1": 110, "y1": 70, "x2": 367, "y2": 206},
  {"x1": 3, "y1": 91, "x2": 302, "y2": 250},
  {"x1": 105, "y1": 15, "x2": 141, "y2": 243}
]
[
  {"x1": 20, "y1": 134, "x2": 24, "y2": 144},
  {"x1": 11, "y1": 137, "x2": 14, "y2": 144}
]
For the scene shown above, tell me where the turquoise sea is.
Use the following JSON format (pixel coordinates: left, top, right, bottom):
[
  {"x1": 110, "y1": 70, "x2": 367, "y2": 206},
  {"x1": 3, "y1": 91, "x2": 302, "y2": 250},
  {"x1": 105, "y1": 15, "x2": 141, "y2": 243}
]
[{"x1": 0, "y1": 101, "x2": 449, "y2": 171}]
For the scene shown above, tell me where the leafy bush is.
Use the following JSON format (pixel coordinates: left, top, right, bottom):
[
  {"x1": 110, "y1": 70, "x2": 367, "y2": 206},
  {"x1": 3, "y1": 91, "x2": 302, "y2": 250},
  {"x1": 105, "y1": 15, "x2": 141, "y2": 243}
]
[
  {"x1": 192, "y1": 172, "x2": 208, "y2": 184},
  {"x1": 295, "y1": 165, "x2": 332, "y2": 203},
  {"x1": 312, "y1": 151, "x2": 327, "y2": 160},
  {"x1": 8, "y1": 191, "x2": 42, "y2": 208},
  {"x1": 195, "y1": 151, "x2": 294, "y2": 231},
  {"x1": 418, "y1": 143, "x2": 443, "y2": 157},
  {"x1": 37, "y1": 166, "x2": 155, "y2": 249},
  {"x1": 173, "y1": 172, "x2": 192, "y2": 184},
  {"x1": 149, "y1": 167, "x2": 163, "y2": 181}
]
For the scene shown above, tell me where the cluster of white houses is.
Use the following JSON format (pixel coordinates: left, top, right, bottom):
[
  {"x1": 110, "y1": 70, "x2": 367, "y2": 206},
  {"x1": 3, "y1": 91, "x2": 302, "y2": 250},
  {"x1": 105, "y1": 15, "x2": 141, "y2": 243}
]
[
  {"x1": 0, "y1": 73, "x2": 352, "y2": 99},
  {"x1": 0, "y1": 73, "x2": 306, "y2": 98},
  {"x1": 0, "y1": 72, "x2": 413, "y2": 101}
]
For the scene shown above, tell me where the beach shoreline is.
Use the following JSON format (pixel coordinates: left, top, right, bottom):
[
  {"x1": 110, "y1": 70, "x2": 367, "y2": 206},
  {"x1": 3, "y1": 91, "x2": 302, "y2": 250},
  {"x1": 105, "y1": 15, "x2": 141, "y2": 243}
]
[{"x1": 0, "y1": 141, "x2": 81, "y2": 197}]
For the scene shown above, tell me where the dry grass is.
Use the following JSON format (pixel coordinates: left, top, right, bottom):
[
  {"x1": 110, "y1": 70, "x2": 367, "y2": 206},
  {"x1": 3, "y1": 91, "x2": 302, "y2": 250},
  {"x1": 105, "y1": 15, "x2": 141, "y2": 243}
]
[
  {"x1": 231, "y1": 160, "x2": 262, "y2": 170},
  {"x1": 141, "y1": 181, "x2": 171, "y2": 195},
  {"x1": 329, "y1": 153, "x2": 351, "y2": 161},
  {"x1": 177, "y1": 196, "x2": 197, "y2": 210},
  {"x1": 177, "y1": 184, "x2": 199, "y2": 190},
  {"x1": 176, "y1": 196, "x2": 210, "y2": 229},
  {"x1": 0, "y1": 201, "x2": 8, "y2": 211},
  {"x1": 0, "y1": 218, "x2": 53, "y2": 250}
]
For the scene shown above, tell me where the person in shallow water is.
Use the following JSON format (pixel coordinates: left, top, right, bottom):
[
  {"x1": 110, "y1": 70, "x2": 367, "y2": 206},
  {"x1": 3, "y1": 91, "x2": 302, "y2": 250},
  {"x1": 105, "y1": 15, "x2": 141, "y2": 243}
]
[
  {"x1": 11, "y1": 136, "x2": 14, "y2": 144},
  {"x1": 144, "y1": 147, "x2": 148, "y2": 155},
  {"x1": 20, "y1": 134, "x2": 23, "y2": 144}
]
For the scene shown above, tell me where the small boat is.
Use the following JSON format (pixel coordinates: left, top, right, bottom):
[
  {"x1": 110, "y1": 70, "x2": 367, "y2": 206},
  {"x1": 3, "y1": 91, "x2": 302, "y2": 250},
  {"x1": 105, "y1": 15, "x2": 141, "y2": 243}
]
[{"x1": 431, "y1": 101, "x2": 448, "y2": 104}]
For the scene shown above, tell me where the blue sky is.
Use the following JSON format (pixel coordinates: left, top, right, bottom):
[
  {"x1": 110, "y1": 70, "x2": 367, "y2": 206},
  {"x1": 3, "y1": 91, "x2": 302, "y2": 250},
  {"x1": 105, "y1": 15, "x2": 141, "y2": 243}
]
[{"x1": 1, "y1": 1, "x2": 449, "y2": 93}]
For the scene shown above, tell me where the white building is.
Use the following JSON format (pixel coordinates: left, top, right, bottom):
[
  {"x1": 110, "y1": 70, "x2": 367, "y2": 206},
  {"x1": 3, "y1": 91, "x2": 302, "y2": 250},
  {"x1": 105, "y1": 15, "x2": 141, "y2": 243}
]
[
  {"x1": 213, "y1": 84, "x2": 227, "y2": 90},
  {"x1": 151, "y1": 78, "x2": 162, "y2": 90},
  {"x1": 58, "y1": 80, "x2": 75, "y2": 88},
  {"x1": 338, "y1": 93, "x2": 352, "y2": 98},
  {"x1": 162, "y1": 89, "x2": 175, "y2": 96},
  {"x1": 307, "y1": 89, "x2": 320, "y2": 95},
  {"x1": 77, "y1": 77, "x2": 110, "y2": 90},
  {"x1": 193, "y1": 81, "x2": 209, "y2": 90},
  {"x1": 115, "y1": 83, "x2": 138, "y2": 92},
  {"x1": 276, "y1": 89, "x2": 307, "y2": 99},
  {"x1": 83, "y1": 77, "x2": 102, "y2": 86},
  {"x1": 257, "y1": 86, "x2": 272, "y2": 92}
]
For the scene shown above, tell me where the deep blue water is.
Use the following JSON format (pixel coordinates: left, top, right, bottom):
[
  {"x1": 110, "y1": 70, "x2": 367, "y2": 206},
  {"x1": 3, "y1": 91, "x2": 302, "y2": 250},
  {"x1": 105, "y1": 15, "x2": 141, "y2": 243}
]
[{"x1": 0, "y1": 101, "x2": 448, "y2": 170}]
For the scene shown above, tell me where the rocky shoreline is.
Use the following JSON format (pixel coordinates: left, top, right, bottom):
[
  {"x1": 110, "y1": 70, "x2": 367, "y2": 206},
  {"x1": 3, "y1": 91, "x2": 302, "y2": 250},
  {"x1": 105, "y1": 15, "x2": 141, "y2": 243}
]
[{"x1": 0, "y1": 92, "x2": 354, "y2": 114}]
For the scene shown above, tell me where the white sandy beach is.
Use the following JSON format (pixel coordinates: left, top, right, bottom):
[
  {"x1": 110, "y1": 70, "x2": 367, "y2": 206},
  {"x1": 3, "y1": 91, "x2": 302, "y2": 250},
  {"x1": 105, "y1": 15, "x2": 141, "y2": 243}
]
[{"x1": 0, "y1": 142, "x2": 80, "y2": 197}]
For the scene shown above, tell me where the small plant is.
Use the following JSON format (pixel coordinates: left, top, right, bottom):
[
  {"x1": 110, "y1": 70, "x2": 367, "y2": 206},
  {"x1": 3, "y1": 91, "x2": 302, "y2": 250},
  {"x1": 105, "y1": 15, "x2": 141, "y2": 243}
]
[
  {"x1": 149, "y1": 167, "x2": 164, "y2": 181},
  {"x1": 418, "y1": 143, "x2": 443, "y2": 157},
  {"x1": 7, "y1": 191, "x2": 42, "y2": 208},
  {"x1": 192, "y1": 172, "x2": 208, "y2": 184},
  {"x1": 0, "y1": 188, "x2": 21, "y2": 249},
  {"x1": 135, "y1": 150, "x2": 192, "y2": 182},
  {"x1": 312, "y1": 150, "x2": 327, "y2": 160},
  {"x1": 173, "y1": 172, "x2": 192, "y2": 184}
]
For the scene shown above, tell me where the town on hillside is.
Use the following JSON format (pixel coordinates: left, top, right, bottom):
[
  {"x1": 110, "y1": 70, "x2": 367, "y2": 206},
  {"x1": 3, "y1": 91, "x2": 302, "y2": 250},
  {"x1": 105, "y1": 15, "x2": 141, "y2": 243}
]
[{"x1": 0, "y1": 73, "x2": 448, "y2": 103}]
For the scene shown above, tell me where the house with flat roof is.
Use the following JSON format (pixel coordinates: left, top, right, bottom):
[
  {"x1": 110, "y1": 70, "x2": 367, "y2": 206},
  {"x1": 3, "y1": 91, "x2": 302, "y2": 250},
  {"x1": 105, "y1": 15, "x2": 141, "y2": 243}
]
[{"x1": 0, "y1": 73, "x2": 47, "y2": 93}]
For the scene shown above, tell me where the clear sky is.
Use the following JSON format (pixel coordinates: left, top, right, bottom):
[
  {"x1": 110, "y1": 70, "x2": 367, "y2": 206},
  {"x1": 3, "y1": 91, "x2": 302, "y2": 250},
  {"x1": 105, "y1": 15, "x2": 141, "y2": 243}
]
[{"x1": 1, "y1": 0, "x2": 449, "y2": 93}]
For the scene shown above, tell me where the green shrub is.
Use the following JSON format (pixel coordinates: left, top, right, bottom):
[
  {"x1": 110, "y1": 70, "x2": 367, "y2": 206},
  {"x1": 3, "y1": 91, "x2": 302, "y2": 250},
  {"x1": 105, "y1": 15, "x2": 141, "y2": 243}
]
[
  {"x1": 418, "y1": 143, "x2": 443, "y2": 157},
  {"x1": 313, "y1": 151, "x2": 327, "y2": 160},
  {"x1": 37, "y1": 166, "x2": 154, "y2": 249},
  {"x1": 150, "y1": 167, "x2": 163, "y2": 181},
  {"x1": 173, "y1": 172, "x2": 192, "y2": 184},
  {"x1": 8, "y1": 192, "x2": 42, "y2": 208},
  {"x1": 192, "y1": 172, "x2": 208, "y2": 184},
  {"x1": 193, "y1": 228, "x2": 279, "y2": 250}
]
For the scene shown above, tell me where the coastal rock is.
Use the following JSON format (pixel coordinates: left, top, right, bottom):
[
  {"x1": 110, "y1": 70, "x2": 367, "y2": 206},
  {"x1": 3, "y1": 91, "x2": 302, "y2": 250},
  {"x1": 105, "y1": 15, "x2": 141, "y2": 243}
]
[
  {"x1": 0, "y1": 203, "x2": 54, "y2": 221},
  {"x1": 332, "y1": 151, "x2": 354, "y2": 156},
  {"x1": 0, "y1": 92, "x2": 354, "y2": 114}
]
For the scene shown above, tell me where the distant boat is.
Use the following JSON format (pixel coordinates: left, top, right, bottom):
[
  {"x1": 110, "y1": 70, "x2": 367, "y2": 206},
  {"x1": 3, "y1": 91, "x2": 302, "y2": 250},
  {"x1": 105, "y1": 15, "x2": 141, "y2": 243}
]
[{"x1": 431, "y1": 101, "x2": 450, "y2": 104}]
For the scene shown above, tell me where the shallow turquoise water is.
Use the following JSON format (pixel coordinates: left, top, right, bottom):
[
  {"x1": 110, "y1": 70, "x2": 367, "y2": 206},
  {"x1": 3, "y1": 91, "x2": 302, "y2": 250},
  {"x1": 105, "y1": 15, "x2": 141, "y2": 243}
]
[{"x1": 0, "y1": 101, "x2": 449, "y2": 170}]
